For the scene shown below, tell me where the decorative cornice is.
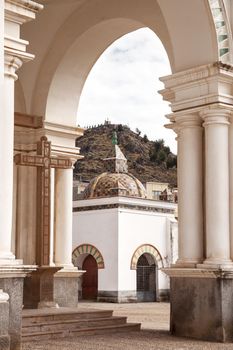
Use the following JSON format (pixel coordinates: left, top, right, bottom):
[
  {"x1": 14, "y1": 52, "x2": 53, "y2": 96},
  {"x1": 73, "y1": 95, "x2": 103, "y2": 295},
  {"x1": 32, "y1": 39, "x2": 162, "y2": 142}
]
[
  {"x1": 5, "y1": 35, "x2": 29, "y2": 52},
  {"x1": 73, "y1": 202, "x2": 175, "y2": 214},
  {"x1": 44, "y1": 121, "x2": 84, "y2": 139},
  {"x1": 5, "y1": 0, "x2": 43, "y2": 25},
  {"x1": 159, "y1": 62, "x2": 233, "y2": 114},
  {"x1": 6, "y1": 0, "x2": 43, "y2": 12}
]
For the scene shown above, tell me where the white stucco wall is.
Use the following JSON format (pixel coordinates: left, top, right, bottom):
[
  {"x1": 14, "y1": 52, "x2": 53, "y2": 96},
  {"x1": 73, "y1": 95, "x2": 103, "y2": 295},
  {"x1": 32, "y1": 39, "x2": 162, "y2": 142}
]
[
  {"x1": 118, "y1": 209, "x2": 172, "y2": 292},
  {"x1": 73, "y1": 196, "x2": 177, "y2": 296},
  {"x1": 73, "y1": 208, "x2": 119, "y2": 291}
]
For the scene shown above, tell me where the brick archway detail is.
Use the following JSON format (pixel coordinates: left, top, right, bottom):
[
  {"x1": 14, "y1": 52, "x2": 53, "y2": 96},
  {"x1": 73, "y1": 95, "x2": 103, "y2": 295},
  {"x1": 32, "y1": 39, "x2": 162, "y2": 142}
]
[
  {"x1": 72, "y1": 244, "x2": 105, "y2": 269},
  {"x1": 131, "y1": 244, "x2": 163, "y2": 270}
]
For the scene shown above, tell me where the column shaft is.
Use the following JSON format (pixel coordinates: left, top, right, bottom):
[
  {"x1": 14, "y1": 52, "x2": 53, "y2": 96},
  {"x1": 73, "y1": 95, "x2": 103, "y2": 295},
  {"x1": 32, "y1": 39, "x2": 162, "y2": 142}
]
[
  {"x1": 50, "y1": 168, "x2": 55, "y2": 266},
  {"x1": 55, "y1": 168, "x2": 73, "y2": 268},
  {"x1": 203, "y1": 113, "x2": 231, "y2": 264},
  {"x1": 0, "y1": 74, "x2": 15, "y2": 260},
  {"x1": 230, "y1": 121, "x2": 233, "y2": 259},
  {"x1": 176, "y1": 116, "x2": 203, "y2": 266}
]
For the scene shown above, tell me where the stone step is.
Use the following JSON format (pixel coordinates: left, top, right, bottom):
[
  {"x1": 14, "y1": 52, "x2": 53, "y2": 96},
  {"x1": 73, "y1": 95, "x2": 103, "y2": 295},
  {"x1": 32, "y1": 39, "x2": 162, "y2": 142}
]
[
  {"x1": 22, "y1": 316, "x2": 128, "y2": 333},
  {"x1": 22, "y1": 309, "x2": 113, "y2": 325},
  {"x1": 22, "y1": 322, "x2": 141, "y2": 342}
]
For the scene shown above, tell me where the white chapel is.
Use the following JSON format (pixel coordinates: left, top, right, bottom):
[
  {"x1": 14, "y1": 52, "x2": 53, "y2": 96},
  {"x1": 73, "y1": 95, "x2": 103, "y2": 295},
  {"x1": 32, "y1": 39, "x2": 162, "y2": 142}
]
[{"x1": 72, "y1": 139, "x2": 178, "y2": 302}]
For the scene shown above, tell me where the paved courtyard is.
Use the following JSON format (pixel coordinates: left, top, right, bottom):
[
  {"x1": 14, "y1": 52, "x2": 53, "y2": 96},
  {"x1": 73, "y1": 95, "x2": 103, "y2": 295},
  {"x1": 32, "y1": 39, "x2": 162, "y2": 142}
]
[{"x1": 23, "y1": 302, "x2": 233, "y2": 350}]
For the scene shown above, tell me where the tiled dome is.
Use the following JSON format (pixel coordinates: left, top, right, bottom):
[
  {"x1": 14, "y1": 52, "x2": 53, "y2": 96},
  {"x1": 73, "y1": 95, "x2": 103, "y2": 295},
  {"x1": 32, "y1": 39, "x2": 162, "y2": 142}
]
[
  {"x1": 83, "y1": 172, "x2": 146, "y2": 199},
  {"x1": 82, "y1": 136, "x2": 146, "y2": 199}
]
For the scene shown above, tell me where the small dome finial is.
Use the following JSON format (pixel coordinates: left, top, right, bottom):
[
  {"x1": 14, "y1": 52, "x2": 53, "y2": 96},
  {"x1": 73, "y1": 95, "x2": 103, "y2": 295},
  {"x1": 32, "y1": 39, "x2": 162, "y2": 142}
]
[{"x1": 112, "y1": 131, "x2": 118, "y2": 145}]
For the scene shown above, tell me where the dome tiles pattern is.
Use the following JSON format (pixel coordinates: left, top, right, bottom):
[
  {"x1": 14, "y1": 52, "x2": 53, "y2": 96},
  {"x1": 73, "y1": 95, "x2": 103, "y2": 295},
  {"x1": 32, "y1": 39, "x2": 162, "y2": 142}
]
[{"x1": 83, "y1": 172, "x2": 146, "y2": 199}]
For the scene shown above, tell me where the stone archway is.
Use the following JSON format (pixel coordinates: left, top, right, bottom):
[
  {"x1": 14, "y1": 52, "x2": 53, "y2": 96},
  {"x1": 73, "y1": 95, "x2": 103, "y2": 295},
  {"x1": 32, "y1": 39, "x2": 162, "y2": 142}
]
[
  {"x1": 131, "y1": 244, "x2": 164, "y2": 270},
  {"x1": 72, "y1": 244, "x2": 105, "y2": 300},
  {"x1": 131, "y1": 244, "x2": 163, "y2": 302},
  {"x1": 72, "y1": 244, "x2": 105, "y2": 269}
]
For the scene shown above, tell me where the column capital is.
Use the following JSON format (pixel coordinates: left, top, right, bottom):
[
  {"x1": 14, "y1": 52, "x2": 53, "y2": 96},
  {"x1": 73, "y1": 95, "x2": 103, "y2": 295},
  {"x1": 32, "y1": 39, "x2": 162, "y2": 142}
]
[
  {"x1": 4, "y1": 53, "x2": 22, "y2": 80},
  {"x1": 200, "y1": 108, "x2": 231, "y2": 126},
  {"x1": 165, "y1": 114, "x2": 203, "y2": 136},
  {"x1": 4, "y1": 48, "x2": 34, "y2": 80},
  {"x1": 175, "y1": 114, "x2": 203, "y2": 129}
]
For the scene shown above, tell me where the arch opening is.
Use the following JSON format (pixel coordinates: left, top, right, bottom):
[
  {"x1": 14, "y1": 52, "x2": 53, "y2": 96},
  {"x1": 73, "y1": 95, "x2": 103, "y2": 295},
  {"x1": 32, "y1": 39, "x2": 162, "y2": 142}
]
[
  {"x1": 82, "y1": 254, "x2": 98, "y2": 300},
  {"x1": 136, "y1": 252, "x2": 158, "y2": 302},
  {"x1": 72, "y1": 244, "x2": 105, "y2": 269},
  {"x1": 24, "y1": 0, "x2": 219, "y2": 126},
  {"x1": 131, "y1": 244, "x2": 164, "y2": 270}
]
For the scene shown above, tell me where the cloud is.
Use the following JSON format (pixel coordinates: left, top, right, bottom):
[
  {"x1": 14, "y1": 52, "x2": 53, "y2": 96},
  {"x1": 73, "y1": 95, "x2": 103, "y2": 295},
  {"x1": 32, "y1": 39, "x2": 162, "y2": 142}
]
[{"x1": 77, "y1": 28, "x2": 177, "y2": 153}]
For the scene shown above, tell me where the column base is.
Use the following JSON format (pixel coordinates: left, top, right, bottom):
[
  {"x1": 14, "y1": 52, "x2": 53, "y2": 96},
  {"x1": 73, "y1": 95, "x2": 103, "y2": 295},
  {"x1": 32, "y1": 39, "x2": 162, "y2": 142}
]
[
  {"x1": 0, "y1": 251, "x2": 15, "y2": 260},
  {"x1": 0, "y1": 290, "x2": 10, "y2": 350},
  {"x1": 0, "y1": 258, "x2": 23, "y2": 266},
  {"x1": 199, "y1": 258, "x2": 233, "y2": 269},
  {"x1": 164, "y1": 267, "x2": 233, "y2": 342},
  {"x1": 0, "y1": 265, "x2": 36, "y2": 350},
  {"x1": 23, "y1": 266, "x2": 61, "y2": 309},
  {"x1": 174, "y1": 258, "x2": 203, "y2": 268},
  {"x1": 54, "y1": 268, "x2": 85, "y2": 307},
  {"x1": 38, "y1": 301, "x2": 59, "y2": 309}
]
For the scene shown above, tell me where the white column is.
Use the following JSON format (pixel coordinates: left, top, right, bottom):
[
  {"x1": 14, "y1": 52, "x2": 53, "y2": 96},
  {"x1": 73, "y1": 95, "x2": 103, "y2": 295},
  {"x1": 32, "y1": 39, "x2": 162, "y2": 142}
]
[
  {"x1": 0, "y1": 1, "x2": 6, "y2": 258},
  {"x1": 175, "y1": 115, "x2": 203, "y2": 267},
  {"x1": 55, "y1": 167, "x2": 74, "y2": 269},
  {"x1": 230, "y1": 118, "x2": 233, "y2": 260},
  {"x1": 50, "y1": 168, "x2": 55, "y2": 266},
  {"x1": 0, "y1": 0, "x2": 3, "y2": 90},
  {"x1": 0, "y1": 55, "x2": 22, "y2": 262},
  {"x1": 0, "y1": 0, "x2": 42, "y2": 264},
  {"x1": 202, "y1": 109, "x2": 232, "y2": 266}
]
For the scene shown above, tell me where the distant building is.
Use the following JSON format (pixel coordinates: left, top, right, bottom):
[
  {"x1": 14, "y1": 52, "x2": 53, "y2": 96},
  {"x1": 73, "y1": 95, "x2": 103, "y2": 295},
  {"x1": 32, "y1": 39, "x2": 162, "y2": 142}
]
[
  {"x1": 146, "y1": 182, "x2": 169, "y2": 200},
  {"x1": 73, "y1": 179, "x2": 90, "y2": 200},
  {"x1": 146, "y1": 182, "x2": 178, "y2": 203},
  {"x1": 72, "y1": 143, "x2": 178, "y2": 302}
]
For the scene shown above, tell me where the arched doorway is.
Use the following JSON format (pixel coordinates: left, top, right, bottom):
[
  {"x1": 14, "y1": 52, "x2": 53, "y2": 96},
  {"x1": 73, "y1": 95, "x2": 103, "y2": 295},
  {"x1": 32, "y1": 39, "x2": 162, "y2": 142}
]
[
  {"x1": 72, "y1": 244, "x2": 105, "y2": 300},
  {"x1": 82, "y1": 255, "x2": 98, "y2": 300},
  {"x1": 136, "y1": 253, "x2": 157, "y2": 302}
]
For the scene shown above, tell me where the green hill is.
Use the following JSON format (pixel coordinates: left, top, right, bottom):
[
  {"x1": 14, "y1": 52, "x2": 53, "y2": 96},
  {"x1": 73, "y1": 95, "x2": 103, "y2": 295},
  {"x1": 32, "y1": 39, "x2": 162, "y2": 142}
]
[{"x1": 74, "y1": 123, "x2": 177, "y2": 187}]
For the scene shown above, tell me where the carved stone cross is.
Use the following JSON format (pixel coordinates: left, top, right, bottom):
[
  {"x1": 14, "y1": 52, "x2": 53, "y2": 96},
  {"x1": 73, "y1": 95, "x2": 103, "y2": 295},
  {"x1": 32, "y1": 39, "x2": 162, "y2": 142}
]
[{"x1": 14, "y1": 136, "x2": 72, "y2": 266}]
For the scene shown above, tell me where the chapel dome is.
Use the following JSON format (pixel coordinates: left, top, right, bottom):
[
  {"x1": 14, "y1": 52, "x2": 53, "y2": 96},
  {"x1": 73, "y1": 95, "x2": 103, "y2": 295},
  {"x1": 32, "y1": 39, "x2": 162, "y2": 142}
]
[
  {"x1": 82, "y1": 132, "x2": 147, "y2": 199},
  {"x1": 83, "y1": 172, "x2": 146, "y2": 199}
]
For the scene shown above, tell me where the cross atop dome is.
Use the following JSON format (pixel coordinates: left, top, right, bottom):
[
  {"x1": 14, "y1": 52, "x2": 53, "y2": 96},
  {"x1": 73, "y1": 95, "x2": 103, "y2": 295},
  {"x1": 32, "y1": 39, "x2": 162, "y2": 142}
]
[{"x1": 103, "y1": 132, "x2": 128, "y2": 173}]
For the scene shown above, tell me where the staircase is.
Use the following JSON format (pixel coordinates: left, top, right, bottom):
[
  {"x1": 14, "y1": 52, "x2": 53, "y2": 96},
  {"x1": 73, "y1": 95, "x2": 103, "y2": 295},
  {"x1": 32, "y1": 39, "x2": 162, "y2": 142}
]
[{"x1": 22, "y1": 308, "x2": 141, "y2": 342}]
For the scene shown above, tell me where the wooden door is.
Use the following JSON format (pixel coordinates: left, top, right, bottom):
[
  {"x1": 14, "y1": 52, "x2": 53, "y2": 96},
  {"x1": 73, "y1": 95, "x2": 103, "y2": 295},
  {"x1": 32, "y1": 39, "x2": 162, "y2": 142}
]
[{"x1": 82, "y1": 255, "x2": 98, "y2": 300}]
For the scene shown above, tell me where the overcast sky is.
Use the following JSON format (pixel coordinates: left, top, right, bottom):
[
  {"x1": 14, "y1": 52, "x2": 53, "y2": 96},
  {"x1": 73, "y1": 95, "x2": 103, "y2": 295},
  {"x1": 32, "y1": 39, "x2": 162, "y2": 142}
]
[{"x1": 77, "y1": 28, "x2": 177, "y2": 153}]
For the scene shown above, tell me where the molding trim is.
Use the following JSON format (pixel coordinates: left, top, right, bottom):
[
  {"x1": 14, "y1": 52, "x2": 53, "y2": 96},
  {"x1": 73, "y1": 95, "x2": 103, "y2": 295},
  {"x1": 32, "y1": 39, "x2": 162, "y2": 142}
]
[
  {"x1": 131, "y1": 244, "x2": 164, "y2": 270},
  {"x1": 72, "y1": 244, "x2": 105, "y2": 269},
  {"x1": 162, "y1": 267, "x2": 233, "y2": 279},
  {"x1": 73, "y1": 202, "x2": 175, "y2": 214}
]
